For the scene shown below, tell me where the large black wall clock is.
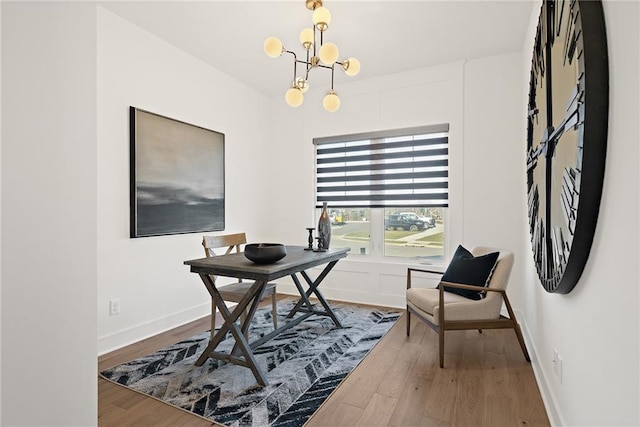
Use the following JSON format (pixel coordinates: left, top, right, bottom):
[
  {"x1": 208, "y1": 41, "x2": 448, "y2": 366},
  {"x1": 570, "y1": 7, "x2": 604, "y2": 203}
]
[{"x1": 527, "y1": 0, "x2": 608, "y2": 293}]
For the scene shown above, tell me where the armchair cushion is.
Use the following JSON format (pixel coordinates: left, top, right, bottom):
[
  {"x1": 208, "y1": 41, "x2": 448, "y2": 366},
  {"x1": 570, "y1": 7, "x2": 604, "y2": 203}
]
[{"x1": 438, "y1": 245, "x2": 499, "y2": 300}]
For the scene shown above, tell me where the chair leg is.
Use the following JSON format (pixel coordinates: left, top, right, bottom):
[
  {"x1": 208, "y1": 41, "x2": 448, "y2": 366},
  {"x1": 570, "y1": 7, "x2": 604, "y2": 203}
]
[
  {"x1": 241, "y1": 310, "x2": 248, "y2": 340},
  {"x1": 513, "y1": 322, "x2": 531, "y2": 362},
  {"x1": 406, "y1": 308, "x2": 411, "y2": 336},
  {"x1": 439, "y1": 326, "x2": 445, "y2": 368},
  {"x1": 502, "y1": 292, "x2": 531, "y2": 362},
  {"x1": 271, "y1": 292, "x2": 278, "y2": 330},
  {"x1": 211, "y1": 296, "x2": 217, "y2": 342}
]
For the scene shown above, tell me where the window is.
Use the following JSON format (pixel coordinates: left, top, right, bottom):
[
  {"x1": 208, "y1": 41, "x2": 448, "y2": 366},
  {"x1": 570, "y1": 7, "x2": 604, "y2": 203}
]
[{"x1": 314, "y1": 125, "x2": 448, "y2": 261}]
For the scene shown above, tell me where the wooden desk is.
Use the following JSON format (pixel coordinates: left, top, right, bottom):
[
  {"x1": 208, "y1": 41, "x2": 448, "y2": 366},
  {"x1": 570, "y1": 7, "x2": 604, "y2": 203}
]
[{"x1": 184, "y1": 245, "x2": 350, "y2": 386}]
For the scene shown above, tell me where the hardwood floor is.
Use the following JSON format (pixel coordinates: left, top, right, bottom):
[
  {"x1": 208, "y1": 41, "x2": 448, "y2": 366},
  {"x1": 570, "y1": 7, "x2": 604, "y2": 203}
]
[{"x1": 98, "y1": 300, "x2": 550, "y2": 427}]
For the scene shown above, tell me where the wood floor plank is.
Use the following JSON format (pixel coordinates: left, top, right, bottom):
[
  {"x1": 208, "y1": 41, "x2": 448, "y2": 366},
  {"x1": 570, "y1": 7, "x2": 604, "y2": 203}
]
[
  {"x1": 376, "y1": 340, "x2": 422, "y2": 399},
  {"x1": 420, "y1": 414, "x2": 451, "y2": 427},
  {"x1": 422, "y1": 362, "x2": 458, "y2": 422},
  {"x1": 387, "y1": 375, "x2": 432, "y2": 426},
  {"x1": 354, "y1": 392, "x2": 398, "y2": 427},
  {"x1": 306, "y1": 401, "x2": 363, "y2": 427},
  {"x1": 452, "y1": 369, "x2": 484, "y2": 425},
  {"x1": 338, "y1": 347, "x2": 399, "y2": 408},
  {"x1": 98, "y1": 301, "x2": 550, "y2": 427}
]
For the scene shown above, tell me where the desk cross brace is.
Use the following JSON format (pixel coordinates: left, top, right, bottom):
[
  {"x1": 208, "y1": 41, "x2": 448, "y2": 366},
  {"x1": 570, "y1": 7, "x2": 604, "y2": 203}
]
[
  {"x1": 194, "y1": 273, "x2": 269, "y2": 386},
  {"x1": 286, "y1": 260, "x2": 343, "y2": 328},
  {"x1": 191, "y1": 258, "x2": 342, "y2": 387},
  {"x1": 248, "y1": 261, "x2": 343, "y2": 351}
]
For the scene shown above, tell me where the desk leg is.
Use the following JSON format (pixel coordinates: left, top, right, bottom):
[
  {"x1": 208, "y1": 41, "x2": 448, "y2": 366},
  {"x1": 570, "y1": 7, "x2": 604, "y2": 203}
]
[
  {"x1": 286, "y1": 260, "x2": 343, "y2": 328},
  {"x1": 195, "y1": 273, "x2": 269, "y2": 386},
  {"x1": 230, "y1": 283, "x2": 266, "y2": 357},
  {"x1": 286, "y1": 273, "x2": 314, "y2": 316}
]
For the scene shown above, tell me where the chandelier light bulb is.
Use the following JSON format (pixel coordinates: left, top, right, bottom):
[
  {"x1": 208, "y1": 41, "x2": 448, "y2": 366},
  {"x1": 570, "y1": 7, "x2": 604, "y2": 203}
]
[
  {"x1": 323, "y1": 90, "x2": 340, "y2": 112},
  {"x1": 299, "y1": 28, "x2": 314, "y2": 50},
  {"x1": 266, "y1": 1, "x2": 358, "y2": 110},
  {"x1": 312, "y1": 6, "x2": 331, "y2": 31},
  {"x1": 295, "y1": 77, "x2": 310, "y2": 93},
  {"x1": 319, "y1": 42, "x2": 339, "y2": 65},
  {"x1": 343, "y1": 57, "x2": 361, "y2": 76},
  {"x1": 285, "y1": 87, "x2": 304, "y2": 107},
  {"x1": 264, "y1": 36, "x2": 283, "y2": 58}
]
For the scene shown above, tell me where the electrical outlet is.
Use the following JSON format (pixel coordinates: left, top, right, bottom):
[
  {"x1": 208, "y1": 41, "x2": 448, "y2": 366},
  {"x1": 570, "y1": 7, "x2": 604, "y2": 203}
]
[
  {"x1": 557, "y1": 353, "x2": 563, "y2": 384},
  {"x1": 552, "y1": 348, "x2": 563, "y2": 384},
  {"x1": 109, "y1": 299, "x2": 120, "y2": 316}
]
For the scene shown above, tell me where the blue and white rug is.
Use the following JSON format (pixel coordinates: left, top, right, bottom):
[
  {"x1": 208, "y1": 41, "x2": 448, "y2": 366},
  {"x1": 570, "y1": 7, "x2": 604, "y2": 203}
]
[{"x1": 101, "y1": 298, "x2": 402, "y2": 427}]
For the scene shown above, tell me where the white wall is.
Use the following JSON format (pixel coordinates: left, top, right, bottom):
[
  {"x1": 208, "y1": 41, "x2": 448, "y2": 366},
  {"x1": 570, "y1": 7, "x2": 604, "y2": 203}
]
[
  {"x1": 520, "y1": 1, "x2": 640, "y2": 425},
  {"x1": 1, "y1": 2, "x2": 97, "y2": 425},
  {"x1": 0, "y1": 2, "x2": 3, "y2": 422},
  {"x1": 262, "y1": 55, "x2": 528, "y2": 311},
  {"x1": 95, "y1": 5, "x2": 531, "y2": 371},
  {"x1": 263, "y1": 62, "x2": 465, "y2": 305},
  {"x1": 96, "y1": 8, "x2": 272, "y2": 354},
  {"x1": 1, "y1": 2, "x2": 637, "y2": 426},
  {"x1": 462, "y1": 53, "x2": 528, "y2": 310}
]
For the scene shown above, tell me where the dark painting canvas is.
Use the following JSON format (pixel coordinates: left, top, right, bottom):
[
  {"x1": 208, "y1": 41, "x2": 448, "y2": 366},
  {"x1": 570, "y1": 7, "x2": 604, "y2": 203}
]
[{"x1": 130, "y1": 107, "x2": 225, "y2": 237}]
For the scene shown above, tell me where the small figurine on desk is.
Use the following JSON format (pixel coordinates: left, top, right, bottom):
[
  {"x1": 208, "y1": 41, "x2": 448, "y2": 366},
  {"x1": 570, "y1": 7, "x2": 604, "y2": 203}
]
[
  {"x1": 305, "y1": 227, "x2": 315, "y2": 251},
  {"x1": 314, "y1": 236, "x2": 328, "y2": 252}
]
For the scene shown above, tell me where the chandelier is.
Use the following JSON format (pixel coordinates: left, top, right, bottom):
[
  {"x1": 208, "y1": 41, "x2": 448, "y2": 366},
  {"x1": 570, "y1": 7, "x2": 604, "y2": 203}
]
[{"x1": 263, "y1": 0, "x2": 360, "y2": 112}]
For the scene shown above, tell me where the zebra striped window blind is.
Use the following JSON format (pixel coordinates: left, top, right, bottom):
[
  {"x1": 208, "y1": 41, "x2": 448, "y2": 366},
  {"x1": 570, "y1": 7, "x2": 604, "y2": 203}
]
[{"x1": 314, "y1": 124, "x2": 449, "y2": 209}]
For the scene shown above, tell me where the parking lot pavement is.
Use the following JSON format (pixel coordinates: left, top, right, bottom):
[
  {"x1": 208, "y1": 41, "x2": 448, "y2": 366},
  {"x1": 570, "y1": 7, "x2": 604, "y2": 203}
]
[{"x1": 397, "y1": 224, "x2": 443, "y2": 244}]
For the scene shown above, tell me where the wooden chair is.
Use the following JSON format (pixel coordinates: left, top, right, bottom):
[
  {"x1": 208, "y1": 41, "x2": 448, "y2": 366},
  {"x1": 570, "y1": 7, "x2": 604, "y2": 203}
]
[
  {"x1": 202, "y1": 233, "x2": 278, "y2": 339},
  {"x1": 406, "y1": 246, "x2": 530, "y2": 368}
]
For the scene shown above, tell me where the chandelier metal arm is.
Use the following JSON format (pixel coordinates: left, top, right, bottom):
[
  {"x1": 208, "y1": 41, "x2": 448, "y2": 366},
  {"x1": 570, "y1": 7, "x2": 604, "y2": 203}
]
[
  {"x1": 285, "y1": 50, "x2": 298, "y2": 83},
  {"x1": 264, "y1": 0, "x2": 360, "y2": 111},
  {"x1": 330, "y1": 64, "x2": 335, "y2": 90}
]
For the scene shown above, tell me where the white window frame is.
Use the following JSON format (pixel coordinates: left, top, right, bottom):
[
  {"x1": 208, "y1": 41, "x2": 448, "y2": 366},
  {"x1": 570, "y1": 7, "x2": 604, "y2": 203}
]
[{"x1": 313, "y1": 125, "x2": 450, "y2": 264}]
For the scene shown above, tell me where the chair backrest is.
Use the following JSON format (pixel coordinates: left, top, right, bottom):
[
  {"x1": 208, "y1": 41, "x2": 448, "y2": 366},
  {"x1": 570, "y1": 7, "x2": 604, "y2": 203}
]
[
  {"x1": 470, "y1": 246, "x2": 514, "y2": 309},
  {"x1": 202, "y1": 233, "x2": 248, "y2": 284},
  {"x1": 202, "y1": 233, "x2": 248, "y2": 257}
]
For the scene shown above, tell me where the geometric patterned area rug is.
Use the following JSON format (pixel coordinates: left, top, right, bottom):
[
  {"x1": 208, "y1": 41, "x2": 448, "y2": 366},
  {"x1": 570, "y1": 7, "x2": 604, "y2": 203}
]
[{"x1": 100, "y1": 298, "x2": 402, "y2": 427}]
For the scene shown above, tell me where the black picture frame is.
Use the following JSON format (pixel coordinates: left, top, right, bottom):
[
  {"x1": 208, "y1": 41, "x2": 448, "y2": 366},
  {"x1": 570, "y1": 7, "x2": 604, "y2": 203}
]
[{"x1": 129, "y1": 107, "x2": 225, "y2": 238}]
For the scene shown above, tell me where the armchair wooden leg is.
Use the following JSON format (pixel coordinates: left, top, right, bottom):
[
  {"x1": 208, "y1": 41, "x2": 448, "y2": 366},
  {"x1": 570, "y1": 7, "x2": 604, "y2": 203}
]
[
  {"x1": 439, "y1": 327, "x2": 445, "y2": 368},
  {"x1": 406, "y1": 308, "x2": 411, "y2": 336},
  {"x1": 513, "y1": 322, "x2": 531, "y2": 362},
  {"x1": 502, "y1": 292, "x2": 531, "y2": 362}
]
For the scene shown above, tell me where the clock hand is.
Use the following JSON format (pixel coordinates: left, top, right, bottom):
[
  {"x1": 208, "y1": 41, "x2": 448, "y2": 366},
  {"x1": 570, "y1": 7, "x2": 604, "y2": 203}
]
[
  {"x1": 543, "y1": 0, "x2": 554, "y2": 280},
  {"x1": 548, "y1": 86, "x2": 581, "y2": 146},
  {"x1": 527, "y1": 140, "x2": 547, "y2": 172},
  {"x1": 527, "y1": 123, "x2": 556, "y2": 172}
]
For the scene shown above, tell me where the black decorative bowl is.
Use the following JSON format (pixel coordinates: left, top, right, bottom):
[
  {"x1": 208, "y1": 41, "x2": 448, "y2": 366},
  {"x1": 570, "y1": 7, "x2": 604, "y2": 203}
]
[{"x1": 244, "y1": 243, "x2": 287, "y2": 264}]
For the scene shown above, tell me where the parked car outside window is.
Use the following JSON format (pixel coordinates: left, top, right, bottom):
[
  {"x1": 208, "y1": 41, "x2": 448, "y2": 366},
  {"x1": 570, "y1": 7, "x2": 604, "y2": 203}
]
[{"x1": 385, "y1": 213, "x2": 426, "y2": 231}]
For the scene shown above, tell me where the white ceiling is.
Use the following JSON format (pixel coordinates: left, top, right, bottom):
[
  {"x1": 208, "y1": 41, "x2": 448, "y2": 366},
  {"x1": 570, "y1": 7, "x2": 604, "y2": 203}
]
[{"x1": 100, "y1": 0, "x2": 536, "y2": 97}]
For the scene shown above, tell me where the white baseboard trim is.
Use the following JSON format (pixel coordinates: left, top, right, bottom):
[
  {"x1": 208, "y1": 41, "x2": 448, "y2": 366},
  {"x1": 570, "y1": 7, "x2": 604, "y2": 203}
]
[
  {"x1": 519, "y1": 312, "x2": 564, "y2": 427},
  {"x1": 274, "y1": 282, "x2": 406, "y2": 310},
  {"x1": 98, "y1": 302, "x2": 210, "y2": 356}
]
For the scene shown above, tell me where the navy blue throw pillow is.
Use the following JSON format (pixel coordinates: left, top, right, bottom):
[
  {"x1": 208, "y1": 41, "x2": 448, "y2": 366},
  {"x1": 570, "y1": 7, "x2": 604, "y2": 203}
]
[{"x1": 438, "y1": 245, "x2": 499, "y2": 300}]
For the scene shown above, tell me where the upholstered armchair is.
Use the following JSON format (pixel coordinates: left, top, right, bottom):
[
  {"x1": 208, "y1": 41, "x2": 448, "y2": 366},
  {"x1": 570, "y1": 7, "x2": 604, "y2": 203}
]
[{"x1": 406, "y1": 246, "x2": 530, "y2": 368}]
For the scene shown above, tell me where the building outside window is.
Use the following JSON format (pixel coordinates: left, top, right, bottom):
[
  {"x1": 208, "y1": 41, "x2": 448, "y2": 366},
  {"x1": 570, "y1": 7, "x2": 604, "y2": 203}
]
[{"x1": 314, "y1": 124, "x2": 449, "y2": 262}]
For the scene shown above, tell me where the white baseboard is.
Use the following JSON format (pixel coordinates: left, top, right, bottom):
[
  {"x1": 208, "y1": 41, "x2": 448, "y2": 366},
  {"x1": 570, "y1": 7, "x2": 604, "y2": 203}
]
[
  {"x1": 518, "y1": 312, "x2": 564, "y2": 427},
  {"x1": 98, "y1": 302, "x2": 210, "y2": 356},
  {"x1": 274, "y1": 281, "x2": 405, "y2": 309}
]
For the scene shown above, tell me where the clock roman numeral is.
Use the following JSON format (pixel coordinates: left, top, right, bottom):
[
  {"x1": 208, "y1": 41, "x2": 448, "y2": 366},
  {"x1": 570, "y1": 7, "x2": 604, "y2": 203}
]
[
  {"x1": 551, "y1": 226, "x2": 568, "y2": 274},
  {"x1": 528, "y1": 185, "x2": 540, "y2": 235},
  {"x1": 561, "y1": 167, "x2": 580, "y2": 235},
  {"x1": 562, "y1": 0, "x2": 579, "y2": 66},
  {"x1": 554, "y1": 0, "x2": 566, "y2": 38}
]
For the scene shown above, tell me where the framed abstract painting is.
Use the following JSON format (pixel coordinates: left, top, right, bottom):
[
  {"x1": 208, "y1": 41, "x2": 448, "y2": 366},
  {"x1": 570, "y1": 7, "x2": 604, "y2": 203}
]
[{"x1": 129, "y1": 107, "x2": 225, "y2": 238}]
